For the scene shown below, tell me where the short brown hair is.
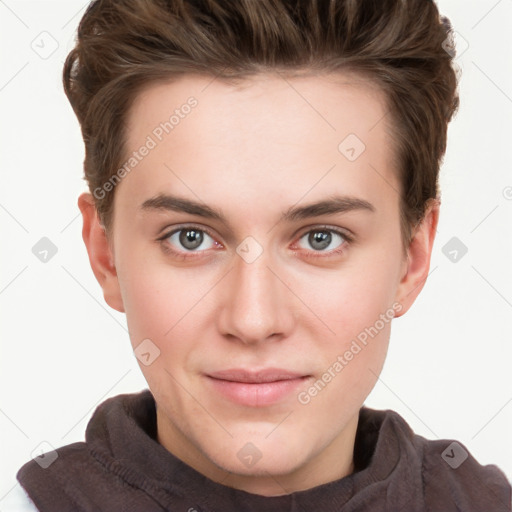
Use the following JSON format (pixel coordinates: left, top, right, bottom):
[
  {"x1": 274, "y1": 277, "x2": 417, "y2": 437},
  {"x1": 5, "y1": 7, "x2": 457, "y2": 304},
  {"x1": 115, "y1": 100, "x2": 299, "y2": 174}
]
[{"x1": 63, "y1": 0, "x2": 459, "y2": 244}]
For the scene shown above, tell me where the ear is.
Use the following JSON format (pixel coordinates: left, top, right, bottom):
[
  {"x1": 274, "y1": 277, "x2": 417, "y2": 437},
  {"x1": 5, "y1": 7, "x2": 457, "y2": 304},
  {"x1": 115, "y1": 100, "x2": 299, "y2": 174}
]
[
  {"x1": 394, "y1": 199, "x2": 439, "y2": 317},
  {"x1": 77, "y1": 192, "x2": 125, "y2": 313}
]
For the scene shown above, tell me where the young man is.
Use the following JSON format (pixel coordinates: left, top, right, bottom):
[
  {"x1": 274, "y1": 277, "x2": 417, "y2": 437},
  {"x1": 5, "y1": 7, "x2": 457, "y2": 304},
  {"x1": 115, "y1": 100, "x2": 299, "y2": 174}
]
[{"x1": 16, "y1": 0, "x2": 511, "y2": 510}]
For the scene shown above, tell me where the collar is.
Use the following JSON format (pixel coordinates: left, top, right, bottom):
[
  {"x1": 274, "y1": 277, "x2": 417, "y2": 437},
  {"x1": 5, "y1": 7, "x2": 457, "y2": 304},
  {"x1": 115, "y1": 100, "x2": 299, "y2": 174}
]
[{"x1": 86, "y1": 389, "x2": 410, "y2": 511}]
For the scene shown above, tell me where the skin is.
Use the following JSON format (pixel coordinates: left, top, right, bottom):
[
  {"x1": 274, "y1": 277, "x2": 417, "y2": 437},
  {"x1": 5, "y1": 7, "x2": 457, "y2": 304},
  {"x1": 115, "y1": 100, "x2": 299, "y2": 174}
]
[{"x1": 78, "y1": 72, "x2": 438, "y2": 496}]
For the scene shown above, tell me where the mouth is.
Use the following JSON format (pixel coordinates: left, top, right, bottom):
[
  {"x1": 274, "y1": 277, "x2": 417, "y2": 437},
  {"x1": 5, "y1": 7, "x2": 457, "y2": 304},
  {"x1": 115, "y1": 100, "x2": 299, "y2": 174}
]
[{"x1": 205, "y1": 368, "x2": 311, "y2": 407}]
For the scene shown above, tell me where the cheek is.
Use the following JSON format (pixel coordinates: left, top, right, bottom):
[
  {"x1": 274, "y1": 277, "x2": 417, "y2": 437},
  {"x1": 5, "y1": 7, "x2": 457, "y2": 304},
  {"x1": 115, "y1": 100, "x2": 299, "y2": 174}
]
[
  {"x1": 118, "y1": 272, "x2": 167, "y2": 347},
  {"x1": 118, "y1": 265, "x2": 202, "y2": 396},
  {"x1": 294, "y1": 271, "x2": 395, "y2": 429},
  {"x1": 310, "y1": 282, "x2": 393, "y2": 388},
  {"x1": 292, "y1": 246, "x2": 401, "y2": 401},
  {"x1": 117, "y1": 256, "x2": 218, "y2": 359},
  {"x1": 301, "y1": 257, "x2": 401, "y2": 343}
]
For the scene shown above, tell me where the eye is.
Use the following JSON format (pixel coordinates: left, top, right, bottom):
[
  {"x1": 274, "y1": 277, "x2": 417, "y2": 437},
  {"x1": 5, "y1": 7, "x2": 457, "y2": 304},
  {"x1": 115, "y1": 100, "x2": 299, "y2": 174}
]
[
  {"x1": 157, "y1": 224, "x2": 351, "y2": 260},
  {"x1": 160, "y1": 226, "x2": 220, "y2": 253},
  {"x1": 296, "y1": 227, "x2": 349, "y2": 254}
]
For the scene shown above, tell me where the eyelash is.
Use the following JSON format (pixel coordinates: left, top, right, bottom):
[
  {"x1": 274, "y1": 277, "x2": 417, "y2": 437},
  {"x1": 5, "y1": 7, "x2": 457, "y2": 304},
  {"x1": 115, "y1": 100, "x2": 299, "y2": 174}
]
[{"x1": 157, "y1": 224, "x2": 354, "y2": 260}]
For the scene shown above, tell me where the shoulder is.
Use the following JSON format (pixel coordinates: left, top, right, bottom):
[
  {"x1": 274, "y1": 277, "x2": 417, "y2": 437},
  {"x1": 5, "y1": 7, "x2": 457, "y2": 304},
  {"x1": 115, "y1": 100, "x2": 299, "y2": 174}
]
[
  {"x1": 420, "y1": 436, "x2": 511, "y2": 511},
  {"x1": 16, "y1": 441, "x2": 105, "y2": 510},
  {"x1": 383, "y1": 408, "x2": 512, "y2": 511},
  {"x1": 16, "y1": 437, "x2": 161, "y2": 511},
  {"x1": 16, "y1": 390, "x2": 163, "y2": 511}
]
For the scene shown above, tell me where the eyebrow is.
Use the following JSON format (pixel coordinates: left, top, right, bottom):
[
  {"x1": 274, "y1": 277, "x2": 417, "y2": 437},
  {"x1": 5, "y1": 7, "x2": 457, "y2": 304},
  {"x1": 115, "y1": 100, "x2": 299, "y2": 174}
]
[{"x1": 140, "y1": 193, "x2": 375, "y2": 224}]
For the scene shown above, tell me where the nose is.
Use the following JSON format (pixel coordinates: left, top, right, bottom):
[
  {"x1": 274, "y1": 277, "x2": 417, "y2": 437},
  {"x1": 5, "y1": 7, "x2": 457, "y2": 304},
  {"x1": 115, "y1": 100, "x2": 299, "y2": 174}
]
[{"x1": 217, "y1": 242, "x2": 295, "y2": 345}]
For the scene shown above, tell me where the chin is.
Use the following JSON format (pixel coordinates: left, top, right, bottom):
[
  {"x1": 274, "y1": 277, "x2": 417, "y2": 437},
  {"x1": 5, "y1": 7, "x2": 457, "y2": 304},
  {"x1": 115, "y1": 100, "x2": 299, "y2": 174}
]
[{"x1": 205, "y1": 435, "x2": 307, "y2": 477}]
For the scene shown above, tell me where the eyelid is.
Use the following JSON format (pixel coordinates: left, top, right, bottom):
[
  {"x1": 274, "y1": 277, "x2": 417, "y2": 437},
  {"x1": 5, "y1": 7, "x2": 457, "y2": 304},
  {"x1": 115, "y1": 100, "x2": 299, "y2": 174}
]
[
  {"x1": 294, "y1": 223, "x2": 354, "y2": 242},
  {"x1": 157, "y1": 223, "x2": 221, "y2": 243}
]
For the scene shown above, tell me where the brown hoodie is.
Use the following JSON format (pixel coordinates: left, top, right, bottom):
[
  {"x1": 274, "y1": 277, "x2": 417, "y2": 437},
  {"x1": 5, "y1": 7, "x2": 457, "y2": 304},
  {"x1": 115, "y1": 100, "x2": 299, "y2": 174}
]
[{"x1": 17, "y1": 389, "x2": 511, "y2": 511}]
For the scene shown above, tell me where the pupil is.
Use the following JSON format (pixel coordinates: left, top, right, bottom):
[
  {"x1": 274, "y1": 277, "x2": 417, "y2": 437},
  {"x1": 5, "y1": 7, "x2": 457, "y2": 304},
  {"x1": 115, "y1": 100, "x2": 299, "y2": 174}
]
[
  {"x1": 309, "y1": 231, "x2": 331, "y2": 250},
  {"x1": 180, "y1": 229, "x2": 203, "y2": 250}
]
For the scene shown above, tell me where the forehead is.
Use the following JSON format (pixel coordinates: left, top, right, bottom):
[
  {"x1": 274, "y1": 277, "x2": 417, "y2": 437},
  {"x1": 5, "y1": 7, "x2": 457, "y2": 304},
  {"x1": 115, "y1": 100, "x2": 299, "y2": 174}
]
[
  {"x1": 126, "y1": 71, "x2": 390, "y2": 151},
  {"x1": 118, "y1": 71, "x2": 398, "y2": 218}
]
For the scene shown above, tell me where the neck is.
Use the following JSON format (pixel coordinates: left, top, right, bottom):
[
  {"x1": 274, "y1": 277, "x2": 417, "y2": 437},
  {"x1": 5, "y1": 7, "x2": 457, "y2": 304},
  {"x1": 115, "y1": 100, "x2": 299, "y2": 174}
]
[{"x1": 156, "y1": 410, "x2": 359, "y2": 497}]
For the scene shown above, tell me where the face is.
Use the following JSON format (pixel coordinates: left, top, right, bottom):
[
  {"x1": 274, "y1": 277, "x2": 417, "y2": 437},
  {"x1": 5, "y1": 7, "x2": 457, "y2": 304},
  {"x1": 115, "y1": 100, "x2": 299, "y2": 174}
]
[{"x1": 80, "y1": 72, "x2": 437, "y2": 496}]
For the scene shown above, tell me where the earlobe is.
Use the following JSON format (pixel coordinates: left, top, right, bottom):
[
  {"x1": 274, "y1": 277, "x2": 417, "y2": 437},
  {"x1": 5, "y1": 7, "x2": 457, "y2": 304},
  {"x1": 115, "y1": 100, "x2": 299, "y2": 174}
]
[
  {"x1": 77, "y1": 192, "x2": 125, "y2": 313},
  {"x1": 394, "y1": 200, "x2": 440, "y2": 318}
]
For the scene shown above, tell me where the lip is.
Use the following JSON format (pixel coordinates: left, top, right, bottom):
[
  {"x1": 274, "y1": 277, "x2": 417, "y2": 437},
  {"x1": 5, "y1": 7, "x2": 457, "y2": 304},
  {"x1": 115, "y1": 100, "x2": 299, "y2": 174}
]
[{"x1": 205, "y1": 368, "x2": 311, "y2": 407}]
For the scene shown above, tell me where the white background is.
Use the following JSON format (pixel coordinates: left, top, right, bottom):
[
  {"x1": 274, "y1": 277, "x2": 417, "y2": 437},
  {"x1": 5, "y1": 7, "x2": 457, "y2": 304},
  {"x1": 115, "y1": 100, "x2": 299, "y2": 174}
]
[{"x1": 1, "y1": 0, "x2": 511, "y2": 506}]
